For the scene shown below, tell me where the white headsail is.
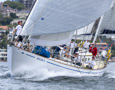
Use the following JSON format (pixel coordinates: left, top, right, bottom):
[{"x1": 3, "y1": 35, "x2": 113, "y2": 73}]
[
  {"x1": 72, "y1": 22, "x2": 95, "y2": 40},
  {"x1": 21, "y1": 0, "x2": 113, "y2": 46},
  {"x1": 93, "y1": 0, "x2": 115, "y2": 42},
  {"x1": 96, "y1": 1, "x2": 115, "y2": 34}
]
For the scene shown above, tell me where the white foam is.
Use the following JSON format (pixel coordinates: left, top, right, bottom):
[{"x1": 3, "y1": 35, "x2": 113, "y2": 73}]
[
  {"x1": 11, "y1": 63, "x2": 102, "y2": 81},
  {"x1": 105, "y1": 62, "x2": 115, "y2": 78}
]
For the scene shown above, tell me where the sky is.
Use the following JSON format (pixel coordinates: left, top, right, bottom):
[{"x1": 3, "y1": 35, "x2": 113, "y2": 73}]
[{"x1": 0, "y1": 0, "x2": 7, "y2": 2}]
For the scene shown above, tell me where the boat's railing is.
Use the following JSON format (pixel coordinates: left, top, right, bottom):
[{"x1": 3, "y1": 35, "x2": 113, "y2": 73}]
[{"x1": 53, "y1": 51, "x2": 106, "y2": 70}]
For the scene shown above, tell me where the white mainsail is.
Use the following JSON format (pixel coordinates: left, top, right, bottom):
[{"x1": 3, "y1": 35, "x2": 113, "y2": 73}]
[
  {"x1": 97, "y1": 1, "x2": 115, "y2": 34},
  {"x1": 21, "y1": 0, "x2": 113, "y2": 46},
  {"x1": 30, "y1": 31, "x2": 74, "y2": 46}
]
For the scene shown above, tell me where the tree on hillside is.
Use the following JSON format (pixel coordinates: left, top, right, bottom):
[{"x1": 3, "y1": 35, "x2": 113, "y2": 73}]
[
  {"x1": 0, "y1": 17, "x2": 13, "y2": 25},
  {"x1": 0, "y1": 33, "x2": 8, "y2": 49},
  {"x1": 10, "y1": 13, "x2": 18, "y2": 19},
  {"x1": 0, "y1": 13, "x2": 13, "y2": 25},
  {"x1": 4, "y1": 1, "x2": 25, "y2": 10}
]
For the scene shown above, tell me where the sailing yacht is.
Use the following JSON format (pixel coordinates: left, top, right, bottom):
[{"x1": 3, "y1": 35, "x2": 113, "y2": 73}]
[{"x1": 8, "y1": 0, "x2": 113, "y2": 76}]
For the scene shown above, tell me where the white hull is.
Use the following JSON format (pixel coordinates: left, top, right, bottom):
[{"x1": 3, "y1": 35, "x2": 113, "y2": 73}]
[{"x1": 8, "y1": 46, "x2": 106, "y2": 77}]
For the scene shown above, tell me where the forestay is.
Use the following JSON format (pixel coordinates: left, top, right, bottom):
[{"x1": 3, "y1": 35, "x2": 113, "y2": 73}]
[{"x1": 21, "y1": 0, "x2": 113, "y2": 46}]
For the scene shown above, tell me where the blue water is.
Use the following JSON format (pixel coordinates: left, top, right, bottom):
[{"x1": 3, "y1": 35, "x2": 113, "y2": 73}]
[{"x1": 0, "y1": 62, "x2": 115, "y2": 90}]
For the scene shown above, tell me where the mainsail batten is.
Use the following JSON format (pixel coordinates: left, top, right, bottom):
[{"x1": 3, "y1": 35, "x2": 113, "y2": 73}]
[{"x1": 21, "y1": 0, "x2": 113, "y2": 46}]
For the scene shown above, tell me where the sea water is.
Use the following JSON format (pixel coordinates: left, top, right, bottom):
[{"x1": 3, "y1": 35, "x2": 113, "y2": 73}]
[{"x1": 0, "y1": 62, "x2": 115, "y2": 90}]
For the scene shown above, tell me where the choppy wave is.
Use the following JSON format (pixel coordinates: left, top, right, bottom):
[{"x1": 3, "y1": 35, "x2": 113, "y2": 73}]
[
  {"x1": 1, "y1": 62, "x2": 115, "y2": 81},
  {"x1": 11, "y1": 65, "x2": 101, "y2": 81},
  {"x1": 0, "y1": 62, "x2": 115, "y2": 90},
  {"x1": 104, "y1": 62, "x2": 115, "y2": 79}
]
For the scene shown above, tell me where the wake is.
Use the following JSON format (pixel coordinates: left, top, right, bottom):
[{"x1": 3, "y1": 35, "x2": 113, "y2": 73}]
[
  {"x1": 104, "y1": 62, "x2": 115, "y2": 78},
  {"x1": 1, "y1": 62, "x2": 115, "y2": 81}
]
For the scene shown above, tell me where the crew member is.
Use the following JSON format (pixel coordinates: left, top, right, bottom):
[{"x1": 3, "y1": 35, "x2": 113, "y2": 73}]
[
  {"x1": 91, "y1": 44, "x2": 97, "y2": 59},
  {"x1": 107, "y1": 47, "x2": 112, "y2": 61},
  {"x1": 86, "y1": 59, "x2": 96, "y2": 69},
  {"x1": 83, "y1": 40, "x2": 90, "y2": 49},
  {"x1": 13, "y1": 21, "x2": 23, "y2": 46},
  {"x1": 74, "y1": 52, "x2": 82, "y2": 66}
]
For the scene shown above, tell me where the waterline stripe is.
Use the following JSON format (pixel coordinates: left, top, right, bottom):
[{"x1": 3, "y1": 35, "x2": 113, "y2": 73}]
[
  {"x1": 46, "y1": 61, "x2": 102, "y2": 74},
  {"x1": 25, "y1": 53, "x2": 35, "y2": 58}
]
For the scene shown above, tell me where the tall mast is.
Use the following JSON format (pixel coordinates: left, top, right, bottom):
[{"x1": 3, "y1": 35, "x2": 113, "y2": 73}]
[{"x1": 93, "y1": 16, "x2": 104, "y2": 43}]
